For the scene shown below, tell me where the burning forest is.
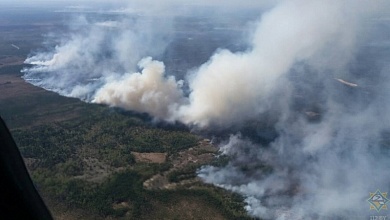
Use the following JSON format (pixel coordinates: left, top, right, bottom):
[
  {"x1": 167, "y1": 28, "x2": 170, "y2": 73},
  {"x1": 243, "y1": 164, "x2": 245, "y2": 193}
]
[{"x1": 22, "y1": 0, "x2": 390, "y2": 219}]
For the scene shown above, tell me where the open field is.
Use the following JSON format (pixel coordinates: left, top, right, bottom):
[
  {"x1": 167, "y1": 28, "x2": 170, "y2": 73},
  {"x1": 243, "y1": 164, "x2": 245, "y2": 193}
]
[
  {"x1": 132, "y1": 152, "x2": 167, "y2": 164},
  {"x1": 0, "y1": 71, "x2": 92, "y2": 129}
]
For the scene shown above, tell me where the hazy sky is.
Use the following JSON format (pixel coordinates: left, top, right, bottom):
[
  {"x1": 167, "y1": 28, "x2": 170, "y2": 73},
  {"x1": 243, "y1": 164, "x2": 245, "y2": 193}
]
[{"x1": 0, "y1": 0, "x2": 277, "y2": 9}]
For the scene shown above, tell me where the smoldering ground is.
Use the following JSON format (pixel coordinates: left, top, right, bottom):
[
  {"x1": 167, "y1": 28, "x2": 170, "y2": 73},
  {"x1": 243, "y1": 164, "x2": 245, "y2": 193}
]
[{"x1": 23, "y1": 0, "x2": 390, "y2": 219}]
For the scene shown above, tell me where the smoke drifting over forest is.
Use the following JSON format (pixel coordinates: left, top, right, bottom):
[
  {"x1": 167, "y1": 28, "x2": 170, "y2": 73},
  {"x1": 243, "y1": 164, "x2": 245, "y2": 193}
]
[{"x1": 23, "y1": 0, "x2": 390, "y2": 219}]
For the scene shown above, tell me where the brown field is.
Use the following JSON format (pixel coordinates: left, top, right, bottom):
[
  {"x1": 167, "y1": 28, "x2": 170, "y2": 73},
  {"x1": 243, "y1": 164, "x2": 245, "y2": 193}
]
[
  {"x1": 0, "y1": 74, "x2": 44, "y2": 100},
  {"x1": 132, "y1": 152, "x2": 167, "y2": 163},
  {"x1": 0, "y1": 71, "x2": 91, "y2": 129}
]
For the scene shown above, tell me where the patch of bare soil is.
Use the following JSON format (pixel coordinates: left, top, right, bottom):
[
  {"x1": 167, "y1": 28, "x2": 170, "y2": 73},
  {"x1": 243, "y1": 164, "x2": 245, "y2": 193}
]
[
  {"x1": 143, "y1": 139, "x2": 218, "y2": 190},
  {"x1": 132, "y1": 152, "x2": 167, "y2": 163}
]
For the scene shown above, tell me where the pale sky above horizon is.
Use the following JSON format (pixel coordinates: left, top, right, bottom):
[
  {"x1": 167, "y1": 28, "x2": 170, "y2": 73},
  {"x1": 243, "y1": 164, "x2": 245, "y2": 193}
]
[{"x1": 0, "y1": 0, "x2": 276, "y2": 8}]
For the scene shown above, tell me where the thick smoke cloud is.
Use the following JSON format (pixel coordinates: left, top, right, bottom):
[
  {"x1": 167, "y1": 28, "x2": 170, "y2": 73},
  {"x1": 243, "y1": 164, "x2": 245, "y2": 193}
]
[
  {"x1": 23, "y1": 0, "x2": 390, "y2": 219},
  {"x1": 92, "y1": 57, "x2": 184, "y2": 120},
  {"x1": 177, "y1": 0, "x2": 358, "y2": 127}
]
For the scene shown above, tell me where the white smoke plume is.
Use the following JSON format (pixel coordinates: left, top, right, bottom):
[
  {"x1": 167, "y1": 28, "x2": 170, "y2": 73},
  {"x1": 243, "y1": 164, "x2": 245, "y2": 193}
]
[
  {"x1": 178, "y1": 0, "x2": 356, "y2": 127},
  {"x1": 22, "y1": 0, "x2": 390, "y2": 219},
  {"x1": 23, "y1": 12, "x2": 173, "y2": 101},
  {"x1": 92, "y1": 57, "x2": 184, "y2": 120}
]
